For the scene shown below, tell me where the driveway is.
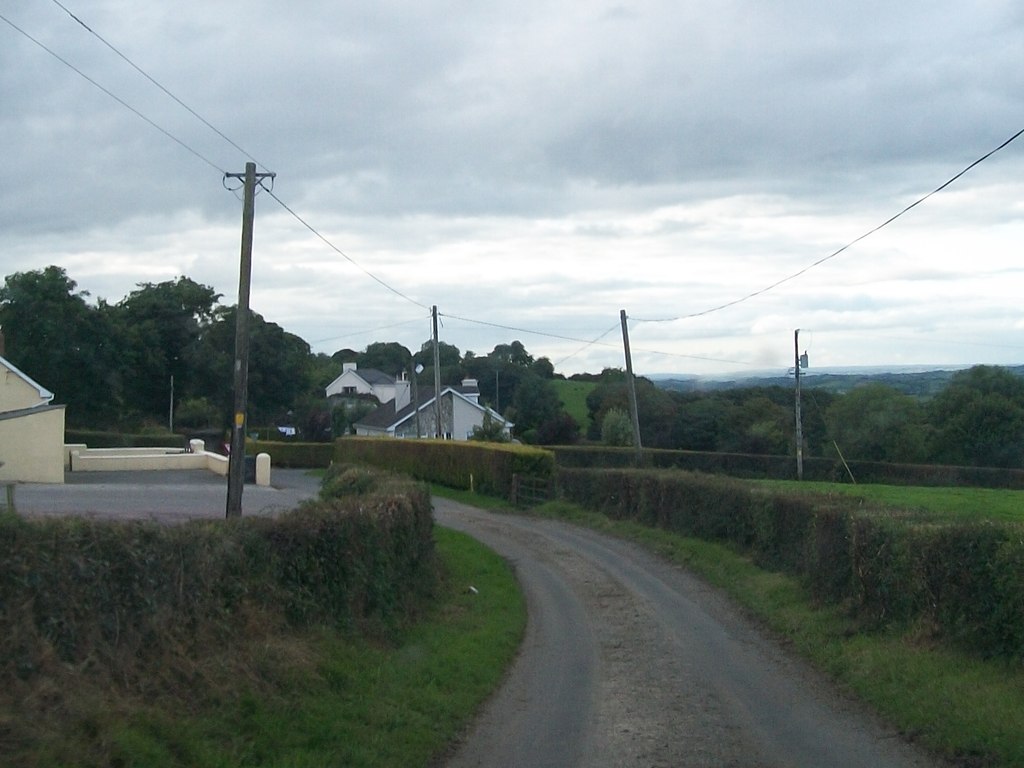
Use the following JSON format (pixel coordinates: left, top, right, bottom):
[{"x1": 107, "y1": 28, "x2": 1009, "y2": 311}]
[
  {"x1": 13, "y1": 468, "x2": 321, "y2": 523},
  {"x1": 436, "y1": 497, "x2": 946, "y2": 768}
]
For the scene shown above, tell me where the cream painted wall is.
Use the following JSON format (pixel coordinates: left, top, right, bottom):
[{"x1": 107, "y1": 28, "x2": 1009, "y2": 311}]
[
  {"x1": 0, "y1": 406, "x2": 66, "y2": 483},
  {"x1": 0, "y1": 365, "x2": 51, "y2": 411}
]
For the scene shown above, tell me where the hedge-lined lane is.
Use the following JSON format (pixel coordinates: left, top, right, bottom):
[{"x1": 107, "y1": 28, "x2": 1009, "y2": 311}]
[{"x1": 435, "y1": 497, "x2": 939, "y2": 768}]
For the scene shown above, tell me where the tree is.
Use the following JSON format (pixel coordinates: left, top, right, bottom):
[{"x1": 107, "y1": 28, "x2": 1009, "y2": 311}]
[
  {"x1": 190, "y1": 307, "x2": 312, "y2": 426},
  {"x1": 719, "y1": 395, "x2": 791, "y2": 455},
  {"x1": 469, "y1": 412, "x2": 510, "y2": 443},
  {"x1": 585, "y1": 373, "x2": 678, "y2": 448},
  {"x1": 0, "y1": 266, "x2": 118, "y2": 425},
  {"x1": 672, "y1": 395, "x2": 731, "y2": 451},
  {"x1": 414, "y1": 340, "x2": 462, "y2": 386},
  {"x1": 601, "y1": 407, "x2": 634, "y2": 446},
  {"x1": 108, "y1": 277, "x2": 221, "y2": 422},
  {"x1": 507, "y1": 372, "x2": 563, "y2": 443},
  {"x1": 927, "y1": 366, "x2": 1024, "y2": 468},
  {"x1": 490, "y1": 340, "x2": 533, "y2": 367},
  {"x1": 358, "y1": 341, "x2": 412, "y2": 376},
  {"x1": 534, "y1": 412, "x2": 580, "y2": 445},
  {"x1": 824, "y1": 384, "x2": 927, "y2": 463}
]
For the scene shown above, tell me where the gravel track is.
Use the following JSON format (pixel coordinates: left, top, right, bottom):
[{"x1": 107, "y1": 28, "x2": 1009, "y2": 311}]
[{"x1": 435, "y1": 498, "x2": 946, "y2": 768}]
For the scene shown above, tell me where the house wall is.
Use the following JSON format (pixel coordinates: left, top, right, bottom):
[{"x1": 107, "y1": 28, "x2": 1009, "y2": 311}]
[
  {"x1": 325, "y1": 369, "x2": 375, "y2": 398},
  {"x1": 0, "y1": 365, "x2": 50, "y2": 411},
  {"x1": 452, "y1": 397, "x2": 483, "y2": 440},
  {"x1": 0, "y1": 405, "x2": 66, "y2": 483}
]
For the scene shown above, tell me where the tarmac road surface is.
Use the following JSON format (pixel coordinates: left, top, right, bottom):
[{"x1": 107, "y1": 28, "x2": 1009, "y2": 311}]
[
  {"x1": 13, "y1": 468, "x2": 321, "y2": 522},
  {"x1": 435, "y1": 497, "x2": 946, "y2": 768}
]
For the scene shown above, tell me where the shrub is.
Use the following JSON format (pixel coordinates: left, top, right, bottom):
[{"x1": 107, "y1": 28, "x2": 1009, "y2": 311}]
[
  {"x1": 248, "y1": 439, "x2": 334, "y2": 468},
  {"x1": 333, "y1": 438, "x2": 555, "y2": 499},
  {"x1": 556, "y1": 466, "x2": 1024, "y2": 660}
]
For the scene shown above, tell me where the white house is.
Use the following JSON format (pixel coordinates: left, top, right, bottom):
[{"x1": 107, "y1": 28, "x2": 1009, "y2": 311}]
[
  {"x1": 0, "y1": 355, "x2": 66, "y2": 483},
  {"x1": 354, "y1": 378, "x2": 513, "y2": 441},
  {"x1": 325, "y1": 362, "x2": 411, "y2": 408}
]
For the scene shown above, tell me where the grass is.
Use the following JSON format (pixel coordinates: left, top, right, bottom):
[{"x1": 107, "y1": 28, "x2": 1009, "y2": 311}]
[
  {"x1": 754, "y1": 478, "x2": 1024, "y2": 523},
  {"x1": 552, "y1": 378, "x2": 595, "y2": 432},
  {"x1": 530, "y1": 499, "x2": 1024, "y2": 767},
  {"x1": 11, "y1": 525, "x2": 525, "y2": 768}
]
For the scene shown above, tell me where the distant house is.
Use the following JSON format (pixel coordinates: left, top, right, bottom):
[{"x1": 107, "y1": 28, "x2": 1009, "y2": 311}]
[
  {"x1": 0, "y1": 355, "x2": 65, "y2": 483},
  {"x1": 354, "y1": 378, "x2": 513, "y2": 441},
  {"x1": 325, "y1": 362, "x2": 410, "y2": 407}
]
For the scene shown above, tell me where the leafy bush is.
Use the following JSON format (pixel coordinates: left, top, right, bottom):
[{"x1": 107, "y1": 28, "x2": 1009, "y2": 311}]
[
  {"x1": 551, "y1": 446, "x2": 1024, "y2": 489},
  {"x1": 248, "y1": 439, "x2": 334, "y2": 468},
  {"x1": 0, "y1": 468, "x2": 435, "y2": 696},
  {"x1": 334, "y1": 437, "x2": 555, "y2": 499},
  {"x1": 65, "y1": 429, "x2": 187, "y2": 449},
  {"x1": 557, "y1": 467, "x2": 1024, "y2": 660}
]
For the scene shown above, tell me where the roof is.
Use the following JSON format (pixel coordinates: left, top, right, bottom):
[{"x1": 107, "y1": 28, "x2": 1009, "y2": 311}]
[
  {"x1": 0, "y1": 355, "x2": 54, "y2": 404},
  {"x1": 354, "y1": 368, "x2": 396, "y2": 386},
  {"x1": 355, "y1": 384, "x2": 511, "y2": 432}
]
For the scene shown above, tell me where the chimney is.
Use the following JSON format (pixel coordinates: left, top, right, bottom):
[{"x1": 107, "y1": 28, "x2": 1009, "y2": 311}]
[
  {"x1": 343, "y1": 362, "x2": 357, "y2": 372},
  {"x1": 461, "y1": 378, "x2": 479, "y2": 403}
]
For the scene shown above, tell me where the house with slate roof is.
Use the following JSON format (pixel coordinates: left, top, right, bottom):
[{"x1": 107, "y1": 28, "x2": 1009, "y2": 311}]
[
  {"x1": 326, "y1": 363, "x2": 513, "y2": 441},
  {"x1": 325, "y1": 362, "x2": 409, "y2": 406},
  {"x1": 354, "y1": 378, "x2": 513, "y2": 441}
]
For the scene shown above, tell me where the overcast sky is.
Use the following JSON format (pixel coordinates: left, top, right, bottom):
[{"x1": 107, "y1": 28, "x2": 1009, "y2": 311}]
[{"x1": 2, "y1": 0, "x2": 1022, "y2": 377}]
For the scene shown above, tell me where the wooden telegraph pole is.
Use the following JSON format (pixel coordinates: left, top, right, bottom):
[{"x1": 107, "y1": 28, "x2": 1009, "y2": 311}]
[
  {"x1": 224, "y1": 162, "x2": 274, "y2": 517},
  {"x1": 620, "y1": 309, "x2": 643, "y2": 465},
  {"x1": 794, "y1": 328, "x2": 805, "y2": 481},
  {"x1": 432, "y1": 305, "x2": 443, "y2": 438}
]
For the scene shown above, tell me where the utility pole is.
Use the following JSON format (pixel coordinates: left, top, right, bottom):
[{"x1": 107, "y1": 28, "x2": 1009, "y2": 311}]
[
  {"x1": 794, "y1": 328, "x2": 806, "y2": 481},
  {"x1": 620, "y1": 309, "x2": 643, "y2": 465},
  {"x1": 224, "y1": 162, "x2": 274, "y2": 517},
  {"x1": 168, "y1": 374, "x2": 174, "y2": 433},
  {"x1": 412, "y1": 362, "x2": 423, "y2": 438},
  {"x1": 432, "y1": 305, "x2": 443, "y2": 439}
]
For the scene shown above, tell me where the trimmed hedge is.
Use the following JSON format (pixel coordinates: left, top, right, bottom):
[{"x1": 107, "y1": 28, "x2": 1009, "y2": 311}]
[
  {"x1": 0, "y1": 467, "x2": 435, "y2": 687},
  {"x1": 64, "y1": 429, "x2": 187, "y2": 449},
  {"x1": 248, "y1": 439, "x2": 334, "y2": 468},
  {"x1": 333, "y1": 437, "x2": 555, "y2": 499},
  {"x1": 557, "y1": 467, "x2": 1024, "y2": 660},
  {"x1": 551, "y1": 446, "x2": 1024, "y2": 489}
]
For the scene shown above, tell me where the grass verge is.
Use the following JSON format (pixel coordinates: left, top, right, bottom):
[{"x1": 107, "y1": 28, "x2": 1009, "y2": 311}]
[
  {"x1": 531, "y1": 499, "x2": 1024, "y2": 768},
  {"x1": 10, "y1": 525, "x2": 525, "y2": 768}
]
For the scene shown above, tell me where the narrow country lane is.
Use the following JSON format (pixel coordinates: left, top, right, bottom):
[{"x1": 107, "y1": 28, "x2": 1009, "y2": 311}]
[{"x1": 435, "y1": 498, "x2": 946, "y2": 768}]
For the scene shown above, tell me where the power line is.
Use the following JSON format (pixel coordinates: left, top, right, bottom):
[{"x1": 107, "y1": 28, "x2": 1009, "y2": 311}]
[
  {"x1": 9, "y1": 5, "x2": 436, "y2": 317},
  {"x1": 312, "y1": 315, "x2": 427, "y2": 345},
  {"x1": 264, "y1": 189, "x2": 431, "y2": 311},
  {"x1": 634, "y1": 126, "x2": 1024, "y2": 324},
  {"x1": 48, "y1": 0, "x2": 271, "y2": 172},
  {"x1": 0, "y1": 10, "x2": 225, "y2": 174},
  {"x1": 441, "y1": 312, "x2": 754, "y2": 368},
  {"x1": 14, "y1": 5, "x2": 1024, "y2": 370},
  {"x1": 439, "y1": 311, "x2": 624, "y2": 347}
]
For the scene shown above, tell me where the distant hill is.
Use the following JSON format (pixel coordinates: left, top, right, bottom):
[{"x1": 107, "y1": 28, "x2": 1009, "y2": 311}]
[{"x1": 651, "y1": 365, "x2": 1024, "y2": 398}]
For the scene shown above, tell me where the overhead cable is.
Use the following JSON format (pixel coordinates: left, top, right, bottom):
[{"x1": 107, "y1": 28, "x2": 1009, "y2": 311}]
[
  {"x1": 0, "y1": 11, "x2": 225, "y2": 174},
  {"x1": 48, "y1": 0, "x2": 271, "y2": 172},
  {"x1": 634, "y1": 126, "x2": 1024, "y2": 324},
  {"x1": 265, "y1": 189, "x2": 431, "y2": 311}
]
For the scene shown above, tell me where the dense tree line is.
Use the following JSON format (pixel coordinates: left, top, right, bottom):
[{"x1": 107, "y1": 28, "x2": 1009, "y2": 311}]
[
  {"x1": 0, "y1": 266, "x2": 578, "y2": 445},
  {"x1": 583, "y1": 365, "x2": 1024, "y2": 469},
  {"x1": 2, "y1": 266, "x2": 1021, "y2": 466}
]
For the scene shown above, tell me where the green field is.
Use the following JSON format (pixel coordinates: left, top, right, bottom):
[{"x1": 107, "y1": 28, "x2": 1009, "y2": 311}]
[
  {"x1": 553, "y1": 379, "x2": 595, "y2": 432},
  {"x1": 755, "y1": 479, "x2": 1024, "y2": 523}
]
